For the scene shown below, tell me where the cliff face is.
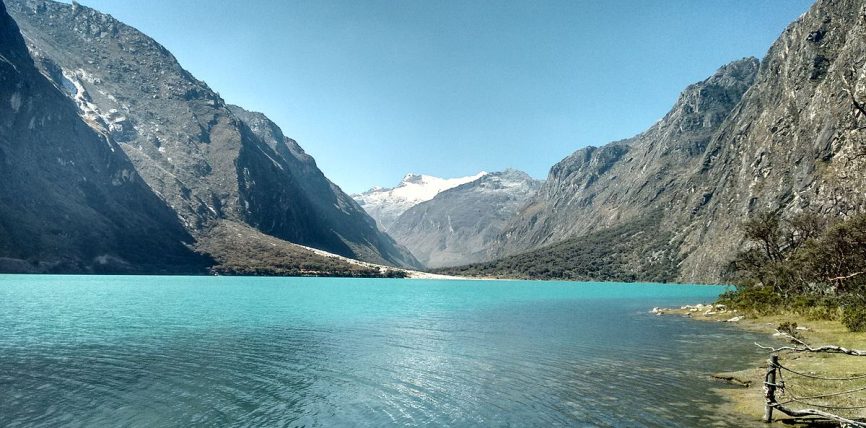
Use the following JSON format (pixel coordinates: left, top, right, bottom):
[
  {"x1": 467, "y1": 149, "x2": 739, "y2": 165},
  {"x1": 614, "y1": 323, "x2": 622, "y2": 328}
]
[
  {"x1": 7, "y1": 0, "x2": 419, "y2": 268},
  {"x1": 496, "y1": 0, "x2": 866, "y2": 283},
  {"x1": 229, "y1": 106, "x2": 420, "y2": 268},
  {"x1": 674, "y1": 0, "x2": 866, "y2": 280},
  {"x1": 388, "y1": 169, "x2": 541, "y2": 268},
  {"x1": 495, "y1": 58, "x2": 760, "y2": 278},
  {"x1": 0, "y1": 0, "x2": 210, "y2": 273}
]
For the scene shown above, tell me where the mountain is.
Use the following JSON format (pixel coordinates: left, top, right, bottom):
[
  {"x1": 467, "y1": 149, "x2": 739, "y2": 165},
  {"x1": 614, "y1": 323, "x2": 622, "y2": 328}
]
[
  {"x1": 439, "y1": 212, "x2": 681, "y2": 282},
  {"x1": 388, "y1": 169, "x2": 541, "y2": 268},
  {"x1": 7, "y1": 0, "x2": 420, "y2": 270},
  {"x1": 451, "y1": 0, "x2": 866, "y2": 283},
  {"x1": 225, "y1": 105, "x2": 419, "y2": 268},
  {"x1": 352, "y1": 171, "x2": 486, "y2": 231},
  {"x1": 485, "y1": 58, "x2": 760, "y2": 280},
  {"x1": 0, "y1": 0, "x2": 210, "y2": 273}
]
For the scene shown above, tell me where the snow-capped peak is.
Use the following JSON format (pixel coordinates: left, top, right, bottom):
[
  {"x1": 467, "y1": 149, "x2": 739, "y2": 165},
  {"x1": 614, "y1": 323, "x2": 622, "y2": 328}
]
[
  {"x1": 392, "y1": 171, "x2": 486, "y2": 202},
  {"x1": 353, "y1": 171, "x2": 487, "y2": 231},
  {"x1": 401, "y1": 173, "x2": 425, "y2": 184}
]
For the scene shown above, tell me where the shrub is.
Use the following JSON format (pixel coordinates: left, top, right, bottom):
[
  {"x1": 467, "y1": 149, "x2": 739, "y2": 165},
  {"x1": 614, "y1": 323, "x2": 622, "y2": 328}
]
[
  {"x1": 789, "y1": 295, "x2": 840, "y2": 321},
  {"x1": 723, "y1": 211, "x2": 866, "y2": 327},
  {"x1": 841, "y1": 303, "x2": 866, "y2": 332},
  {"x1": 717, "y1": 285, "x2": 783, "y2": 314}
]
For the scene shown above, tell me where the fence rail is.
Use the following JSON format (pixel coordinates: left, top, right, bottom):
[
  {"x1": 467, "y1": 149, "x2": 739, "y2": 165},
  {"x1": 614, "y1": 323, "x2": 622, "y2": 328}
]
[{"x1": 763, "y1": 353, "x2": 866, "y2": 426}]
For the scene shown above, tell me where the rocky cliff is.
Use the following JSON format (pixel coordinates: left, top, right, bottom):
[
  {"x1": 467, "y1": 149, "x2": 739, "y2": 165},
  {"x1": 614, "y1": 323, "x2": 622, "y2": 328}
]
[
  {"x1": 388, "y1": 169, "x2": 540, "y2": 268},
  {"x1": 673, "y1": 0, "x2": 866, "y2": 280},
  {"x1": 0, "y1": 0, "x2": 210, "y2": 273},
  {"x1": 490, "y1": 0, "x2": 866, "y2": 283},
  {"x1": 7, "y1": 0, "x2": 419, "y2": 269}
]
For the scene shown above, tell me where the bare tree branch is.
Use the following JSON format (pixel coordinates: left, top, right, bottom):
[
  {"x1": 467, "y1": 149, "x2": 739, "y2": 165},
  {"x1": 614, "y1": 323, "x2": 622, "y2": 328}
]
[
  {"x1": 828, "y1": 271, "x2": 866, "y2": 282},
  {"x1": 772, "y1": 402, "x2": 866, "y2": 427},
  {"x1": 755, "y1": 335, "x2": 866, "y2": 356}
]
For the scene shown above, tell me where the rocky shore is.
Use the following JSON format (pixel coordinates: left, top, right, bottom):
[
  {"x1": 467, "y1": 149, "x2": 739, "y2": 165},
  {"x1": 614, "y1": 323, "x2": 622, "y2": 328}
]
[
  {"x1": 651, "y1": 304, "x2": 745, "y2": 323},
  {"x1": 653, "y1": 305, "x2": 866, "y2": 425}
]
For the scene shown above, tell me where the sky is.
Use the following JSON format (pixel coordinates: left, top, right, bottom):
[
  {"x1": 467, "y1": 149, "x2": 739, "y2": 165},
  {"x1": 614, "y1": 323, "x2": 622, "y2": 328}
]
[{"x1": 70, "y1": 0, "x2": 814, "y2": 194}]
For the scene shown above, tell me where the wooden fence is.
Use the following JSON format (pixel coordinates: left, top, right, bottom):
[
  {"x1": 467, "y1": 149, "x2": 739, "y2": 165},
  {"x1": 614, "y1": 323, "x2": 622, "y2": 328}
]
[{"x1": 763, "y1": 353, "x2": 866, "y2": 426}]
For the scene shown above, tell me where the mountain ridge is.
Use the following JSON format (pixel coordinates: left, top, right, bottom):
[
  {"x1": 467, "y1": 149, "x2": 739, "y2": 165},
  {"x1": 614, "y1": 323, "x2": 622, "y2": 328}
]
[
  {"x1": 4, "y1": 0, "x2": 865, "y2": 282},
  {"x1": 352, "y1": 171, "x2": 487, "y2": 231},
  {"x1": 0, "y1": 0, "x2": 211, "y2": 273},
  {"x1": 7, "y1": 0, "x2": 420, "y2": 270},
  {"x1": 452, "y1": 0, "x2": 866, "y2": 283},
  {"x1": 388, "y1": 169, "x2": 541, "y2": 268}
]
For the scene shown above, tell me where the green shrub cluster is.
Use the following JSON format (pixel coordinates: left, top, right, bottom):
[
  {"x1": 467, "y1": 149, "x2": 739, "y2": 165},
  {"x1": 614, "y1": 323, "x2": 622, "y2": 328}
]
[
  {"x1": 723, "y1": 211, "x2": 866, "y2": 331},
  {"x1": 842, "y1": 301, "x2": 866, "y2": 332},
  {"x1": 717, "y1": 286, "x2": 783, "y2": 315}
]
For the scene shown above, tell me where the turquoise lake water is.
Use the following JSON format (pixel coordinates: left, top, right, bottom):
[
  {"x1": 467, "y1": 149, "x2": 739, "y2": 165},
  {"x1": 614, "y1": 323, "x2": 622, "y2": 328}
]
[{"x1": 0, "y1": 275, "x2": 767, "y2": 427}]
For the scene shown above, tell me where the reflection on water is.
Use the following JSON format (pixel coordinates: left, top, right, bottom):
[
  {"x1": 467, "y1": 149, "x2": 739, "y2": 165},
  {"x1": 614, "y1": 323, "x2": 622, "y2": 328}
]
[{"x1": 0, "y1": 276, "x2": 765, "y2": 426}]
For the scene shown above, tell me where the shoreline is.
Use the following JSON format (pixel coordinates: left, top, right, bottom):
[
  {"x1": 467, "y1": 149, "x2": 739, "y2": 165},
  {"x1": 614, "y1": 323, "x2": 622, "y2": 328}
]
[{"x1": 655, "y1": 305, "x2": 866, "y2": 425}]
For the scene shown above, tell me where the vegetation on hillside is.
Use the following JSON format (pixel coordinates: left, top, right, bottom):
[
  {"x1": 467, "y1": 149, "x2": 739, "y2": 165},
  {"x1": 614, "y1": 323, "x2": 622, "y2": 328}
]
[
  {"x1": 435, "y1": 213, "x2": 682, "y2": 283},
  {"x1": 719, "y1": 211, "x2": 866, "y2": 332},
  {"x1": 198, "y1": 221, "x2": 407, "y2": 278}
]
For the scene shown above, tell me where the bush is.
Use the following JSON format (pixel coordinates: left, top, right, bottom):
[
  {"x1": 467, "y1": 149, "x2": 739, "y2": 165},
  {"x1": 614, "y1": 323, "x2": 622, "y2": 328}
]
[
  {"x1": 842, "y1": 303, "x2": 866, "y2": 332},
  {"x1": 722, "y1": 211, "x2": 866, "y2": 331},
  {"x1": 789, "y1": 295, "x2": 841, "y2": 321},
  {"x1": 717, "y1": 285, "x2": 783, "y2": 314}
]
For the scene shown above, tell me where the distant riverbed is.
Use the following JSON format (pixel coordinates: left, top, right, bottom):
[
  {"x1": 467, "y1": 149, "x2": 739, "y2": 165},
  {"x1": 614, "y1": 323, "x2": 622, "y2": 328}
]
[{"x1": 0, "y1": 275, "x2": 767, "y2": 426}]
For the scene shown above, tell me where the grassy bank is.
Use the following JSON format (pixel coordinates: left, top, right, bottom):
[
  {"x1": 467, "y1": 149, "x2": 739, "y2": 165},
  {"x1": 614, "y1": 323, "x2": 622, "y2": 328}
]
[{"x1": 658, "y1": 306, "x2": 866, "y2": 425}]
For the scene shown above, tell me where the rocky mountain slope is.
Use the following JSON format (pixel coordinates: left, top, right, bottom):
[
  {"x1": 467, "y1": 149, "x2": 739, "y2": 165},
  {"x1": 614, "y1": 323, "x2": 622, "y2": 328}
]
[
  {"x1": 353, "y1": 172, "x2": 486, "y2": 231},
  {"x1": 440, "y1": 211, "x2": 680, "y2": 283},
  {"x1": 388, "y1": 169, "x2": 540, "y2": 268},
  {"x1": 0, "y1": 0, "x2": 210, "y2": 273},
  {"x1": 481, "y1": 0, "x2": 866, "y2": 283},
  {"x1": 8, "y1": 0, "x2": 419, "y2": 269}
]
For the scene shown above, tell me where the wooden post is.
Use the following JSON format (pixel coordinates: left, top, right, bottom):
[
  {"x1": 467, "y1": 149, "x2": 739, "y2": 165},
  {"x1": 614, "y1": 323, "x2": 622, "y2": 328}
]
[{"x1": 763, "y1": 354, "x2": 779, "y2": 423}]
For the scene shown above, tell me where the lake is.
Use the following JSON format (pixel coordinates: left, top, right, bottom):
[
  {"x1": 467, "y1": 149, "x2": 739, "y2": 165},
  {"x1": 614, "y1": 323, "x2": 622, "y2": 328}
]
[{"x1": 0, "y1": 275, "x2": 766, "y2": 427}]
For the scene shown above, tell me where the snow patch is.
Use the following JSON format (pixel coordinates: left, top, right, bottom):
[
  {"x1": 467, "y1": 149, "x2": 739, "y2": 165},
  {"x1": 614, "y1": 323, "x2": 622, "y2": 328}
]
[
  {"x1": 0, "y1": 53, "x2": 17, "y2": 72},
  {"x1": 257, "y1": 146, "x2": 284, "y2": 170},
  {"x1": 357, "y1": 171, "x2": 486, "y2": 207},
  {"x1": 59, "y1": 68, "x2": 132, "y2": 146},
  {"x1": 59, "y1": 73, "x2": 78, "y2": 96},
  {"x1": 9, "y1": 92, "x2": 22, "y2": 113}
]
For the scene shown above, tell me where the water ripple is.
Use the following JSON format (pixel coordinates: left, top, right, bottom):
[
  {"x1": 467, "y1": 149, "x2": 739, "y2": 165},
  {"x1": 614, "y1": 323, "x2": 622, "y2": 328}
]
[{"x1": 0, "y1": 276, "x2": 764, "y2": 427}]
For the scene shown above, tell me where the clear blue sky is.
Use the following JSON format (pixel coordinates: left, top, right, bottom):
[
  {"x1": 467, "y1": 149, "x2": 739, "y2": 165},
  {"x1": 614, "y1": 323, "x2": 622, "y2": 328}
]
[{"x1": 71, "y1": 0, "x2": 813, "y2": 194}]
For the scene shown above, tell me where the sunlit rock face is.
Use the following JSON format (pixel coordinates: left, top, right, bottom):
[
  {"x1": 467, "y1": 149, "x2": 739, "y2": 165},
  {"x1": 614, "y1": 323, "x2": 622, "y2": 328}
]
[
  {"x1": 7, "y1": 0, "x2": 420, "y2": 269},
  {"x1": 495, "y1": 0, "x2": 866, "y2": 283},
  {"x1": 0, "y1": 0, "x2": 210, "y2": 273}
]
